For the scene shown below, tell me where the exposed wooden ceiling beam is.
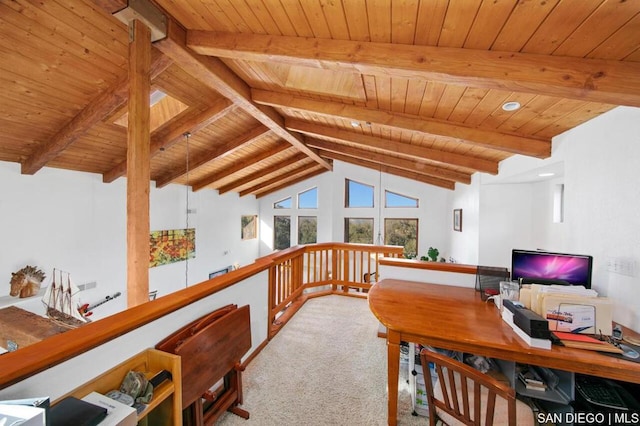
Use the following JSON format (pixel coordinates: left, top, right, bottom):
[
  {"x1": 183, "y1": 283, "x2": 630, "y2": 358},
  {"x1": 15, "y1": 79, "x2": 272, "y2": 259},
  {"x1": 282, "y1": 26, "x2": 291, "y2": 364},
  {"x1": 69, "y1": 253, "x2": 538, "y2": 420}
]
[
  {"x1": 217, "y1": 153, "x2": 308, "y2": 195},
  {"x1": 253, "y1": 167, "x2": 328, "y2": 199},
  {"x1": 319, "y1": 151, "x2": 455, "y2": 190},
  {"x1": 92, "y1": 0, "x2": 127, "y2": 13},
  {"x1": 253, "y1": 90, "x2": 550, "y2": 158},
  {"x1": 153, "y1": 18, "x2": 332, "y2": 171},
  {"x1": 21, "y1": 48, "x2": 172, "y2": 175},
  {"x1": 104, "y1": 99, "x2": 234, "y2": 183},
  {"x1": 155, "y1": 125, "x2": 269, "y2": 188},
  {"x1": 309, "y1": 139, "x2": 470, "y2": 184},
  {"x1": 286, "y1": 119, "x2": 498, "y2": 175},
  {"x1": 245, "y1": 164, "x2": 327, "y2": 198},
  {"x1": 191, "y1": 143, "x2": 290, "y2": 192},
  {"x1": 188, "y1": 31, "x2": 640, "y2": 107}
]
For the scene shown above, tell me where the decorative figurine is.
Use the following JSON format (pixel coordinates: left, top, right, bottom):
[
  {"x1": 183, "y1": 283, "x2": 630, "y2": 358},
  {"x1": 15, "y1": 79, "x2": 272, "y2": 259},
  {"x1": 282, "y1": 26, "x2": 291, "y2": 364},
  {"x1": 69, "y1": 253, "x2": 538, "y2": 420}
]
[{"x1": 9, "y1": 265, "x2": 46, "y2": 298}]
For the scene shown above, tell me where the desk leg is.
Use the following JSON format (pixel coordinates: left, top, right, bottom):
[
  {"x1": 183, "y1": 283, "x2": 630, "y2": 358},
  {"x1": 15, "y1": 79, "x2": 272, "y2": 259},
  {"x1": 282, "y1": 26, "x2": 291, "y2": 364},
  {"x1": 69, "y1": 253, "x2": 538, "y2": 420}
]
[{"x1": 387, "y1": 330, "x2": 400, "y2": 426}]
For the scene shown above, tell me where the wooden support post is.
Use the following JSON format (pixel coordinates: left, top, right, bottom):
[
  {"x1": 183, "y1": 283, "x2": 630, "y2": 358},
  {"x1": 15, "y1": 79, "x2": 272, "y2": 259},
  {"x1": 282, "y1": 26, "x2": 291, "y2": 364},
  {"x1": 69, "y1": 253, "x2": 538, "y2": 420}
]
[{"x1": 127, "y1": 20, "x2": 151, "y2": 308}]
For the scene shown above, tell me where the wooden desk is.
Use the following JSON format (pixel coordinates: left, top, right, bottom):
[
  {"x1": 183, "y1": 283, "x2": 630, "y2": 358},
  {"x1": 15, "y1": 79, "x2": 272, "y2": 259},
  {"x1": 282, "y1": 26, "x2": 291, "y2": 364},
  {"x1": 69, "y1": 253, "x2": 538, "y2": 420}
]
[{"x1": 368, "y1": 279, "x2": 640, "y2": 426}]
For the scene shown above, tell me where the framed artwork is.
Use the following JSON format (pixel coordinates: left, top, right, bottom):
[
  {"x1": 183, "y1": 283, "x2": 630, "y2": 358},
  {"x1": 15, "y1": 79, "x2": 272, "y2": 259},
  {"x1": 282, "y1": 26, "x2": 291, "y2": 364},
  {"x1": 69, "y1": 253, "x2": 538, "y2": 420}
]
[
  {"x1": 241, "y1": 215, "x2": 258, "y2": 240},
  {"x1": 149, "y1": 228, "x2": 195, "y2": 268},
  {"x1": 453, "y1": 209, "x2": 463, "y2": 232}
]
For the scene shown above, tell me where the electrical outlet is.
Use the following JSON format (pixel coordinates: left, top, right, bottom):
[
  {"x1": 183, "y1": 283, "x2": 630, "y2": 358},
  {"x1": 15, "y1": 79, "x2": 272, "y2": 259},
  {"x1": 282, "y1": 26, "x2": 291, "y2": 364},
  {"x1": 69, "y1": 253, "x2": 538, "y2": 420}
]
[{"x1": 607, "y1": 257, "x2": 637, "y2": 277}]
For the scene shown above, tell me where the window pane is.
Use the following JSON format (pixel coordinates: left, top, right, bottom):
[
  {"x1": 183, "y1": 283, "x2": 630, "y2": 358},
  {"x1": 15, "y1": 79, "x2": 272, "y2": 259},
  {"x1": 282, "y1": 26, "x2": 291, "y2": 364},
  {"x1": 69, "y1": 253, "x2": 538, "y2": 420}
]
[
  {"x1": 344, "y1": 218, "x2": 374, "y2": 244},
  {"x1": 345, "y1": 179, "x2": 374, "y2": 208},
  {"x1": 274, "y1": 216, "x2": 291, "y2": 250},
  {"x1": 298, "y1": 216, "x2": 317, "y2": 244},
  {"x1": 385, "y1": 190, "x2": 418, "y2": 208},
  {"x1": 385, "y1": 218, "x2": 418, "y2": 258},
  {"x1": 274, "y1": 197, "x2": 292, "y2": 209},
  {"x1": 298, "y1": 187, "x2": 318, "y2": 209}
]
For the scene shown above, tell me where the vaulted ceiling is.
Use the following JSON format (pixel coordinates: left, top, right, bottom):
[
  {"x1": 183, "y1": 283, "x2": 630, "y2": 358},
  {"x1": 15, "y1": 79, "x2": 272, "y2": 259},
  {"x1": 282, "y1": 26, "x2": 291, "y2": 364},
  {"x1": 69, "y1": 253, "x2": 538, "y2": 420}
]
[{"x1": 2, "y1": 0, "x2": 639, "y2": 196}]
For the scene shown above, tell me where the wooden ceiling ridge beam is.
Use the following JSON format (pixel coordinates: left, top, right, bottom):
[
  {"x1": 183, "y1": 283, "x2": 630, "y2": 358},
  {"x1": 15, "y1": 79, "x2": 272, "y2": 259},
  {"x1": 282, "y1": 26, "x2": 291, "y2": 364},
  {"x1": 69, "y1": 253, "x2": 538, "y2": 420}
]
[
  {"x1": 286, "y1": 119, "x2": 498, "y2": 175},
  {"x1": 104, "y1": 99, "x2": 235, "y2": 183},
  {"x1": 242, "y1": 164, "x2": 325, "y2": 198},
  {"x1": 319, "y1": 151, "x2": 455, "y2": 190},
  {"x1": 191, "y1": 143, "x2": 291, "y2": 192},
  {"x1": 152, "y1": 18, "x2": 332, "y2": 171},
  {"x1": 188, "y1": 31, "x2": 640, "y2": 108},
  {"x1": 309, "y1": 139, "x2": 470, "y2": 184},
  {"x1": 253, "y1": 167, "x2": 328, "y2": 199},
  {"x1": 253, "y1": 90, "x2": 550, "y2": 158},
  {"x1": 21, "y1": 48, "x2": 173, "y2": 175},
  {"x1": 217, "y1": 153, "x2": 308, "y2": 195},
  {"x1": 155, "y1": 125, "x2": 269, "y2": 189}
]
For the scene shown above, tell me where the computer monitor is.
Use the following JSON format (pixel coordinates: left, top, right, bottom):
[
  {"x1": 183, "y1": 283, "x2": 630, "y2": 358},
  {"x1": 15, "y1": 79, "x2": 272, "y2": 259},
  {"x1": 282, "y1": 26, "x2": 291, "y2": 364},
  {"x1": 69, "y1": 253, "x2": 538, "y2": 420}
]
[{"x1": 511, "y1": 249, "x2": 593, "y2": 289}]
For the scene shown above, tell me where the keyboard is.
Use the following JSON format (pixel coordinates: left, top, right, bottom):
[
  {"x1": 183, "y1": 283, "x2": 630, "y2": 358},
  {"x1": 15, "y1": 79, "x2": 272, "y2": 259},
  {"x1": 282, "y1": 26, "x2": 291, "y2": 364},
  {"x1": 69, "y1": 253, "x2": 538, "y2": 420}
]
[{"x1": 575, "y1": 376, "x2": 629, "y2": 411}]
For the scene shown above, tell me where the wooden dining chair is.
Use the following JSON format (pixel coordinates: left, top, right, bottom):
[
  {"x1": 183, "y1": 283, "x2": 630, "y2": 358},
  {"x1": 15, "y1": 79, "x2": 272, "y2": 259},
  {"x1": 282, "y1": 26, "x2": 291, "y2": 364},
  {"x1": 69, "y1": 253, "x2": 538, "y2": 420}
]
[{"x1": 420, "y1": 349, "x2": 534, "y2": 426}]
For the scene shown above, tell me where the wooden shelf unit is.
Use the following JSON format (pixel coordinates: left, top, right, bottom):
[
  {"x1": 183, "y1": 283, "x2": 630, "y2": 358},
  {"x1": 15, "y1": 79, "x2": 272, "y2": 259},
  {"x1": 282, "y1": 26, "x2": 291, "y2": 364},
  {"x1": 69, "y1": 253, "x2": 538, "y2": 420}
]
[{"x1": 56, "y1": 348, "x2": 182, "y2": 425}]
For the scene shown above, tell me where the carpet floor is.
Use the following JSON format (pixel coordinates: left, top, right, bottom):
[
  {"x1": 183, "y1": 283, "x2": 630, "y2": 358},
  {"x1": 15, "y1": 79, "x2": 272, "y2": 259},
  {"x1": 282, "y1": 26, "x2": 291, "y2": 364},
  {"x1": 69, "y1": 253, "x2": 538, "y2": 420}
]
[{"x1": 217, "y1": 294, "x2": 427, "y2": 425}]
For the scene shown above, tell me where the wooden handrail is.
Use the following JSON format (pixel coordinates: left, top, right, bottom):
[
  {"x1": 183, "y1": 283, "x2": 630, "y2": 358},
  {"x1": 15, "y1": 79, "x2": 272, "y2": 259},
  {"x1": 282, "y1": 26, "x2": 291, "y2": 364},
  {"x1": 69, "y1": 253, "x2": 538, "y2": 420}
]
[
  {"x1": 379, "y1": 257, "x2": 478, "y2": 275},
  {"x1": 0, "y1": 243, "x2": 430, "y2": 391},
  {"x1": 266, "y1": 243, "x2": 405, "y2": 337},
  {"x1": 0, "y1": 258, "x2": 272, "y2": 390}
]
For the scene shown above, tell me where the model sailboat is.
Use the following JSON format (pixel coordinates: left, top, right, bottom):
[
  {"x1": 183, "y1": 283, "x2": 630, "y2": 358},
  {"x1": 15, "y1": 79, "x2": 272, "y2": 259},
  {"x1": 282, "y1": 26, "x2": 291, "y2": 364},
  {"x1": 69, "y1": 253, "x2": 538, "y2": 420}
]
[{"x1": 41, "y1": 269, "x2": 90, "y2": 328}]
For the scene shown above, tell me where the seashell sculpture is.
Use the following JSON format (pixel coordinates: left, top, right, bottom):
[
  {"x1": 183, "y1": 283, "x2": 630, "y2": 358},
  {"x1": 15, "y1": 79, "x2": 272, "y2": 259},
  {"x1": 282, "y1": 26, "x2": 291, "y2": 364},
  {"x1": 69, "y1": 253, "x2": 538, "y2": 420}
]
[{"x1": 10, "y1": 265, "x2": 46, "y2": 298}]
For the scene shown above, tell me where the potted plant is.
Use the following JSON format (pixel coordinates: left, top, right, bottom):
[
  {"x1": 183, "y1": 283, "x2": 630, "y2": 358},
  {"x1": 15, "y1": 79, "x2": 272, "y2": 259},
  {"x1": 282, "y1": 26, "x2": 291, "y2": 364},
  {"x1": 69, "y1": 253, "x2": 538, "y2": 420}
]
[{"x1": 423, "y1": 247, "x2": 438, "y2": 262}]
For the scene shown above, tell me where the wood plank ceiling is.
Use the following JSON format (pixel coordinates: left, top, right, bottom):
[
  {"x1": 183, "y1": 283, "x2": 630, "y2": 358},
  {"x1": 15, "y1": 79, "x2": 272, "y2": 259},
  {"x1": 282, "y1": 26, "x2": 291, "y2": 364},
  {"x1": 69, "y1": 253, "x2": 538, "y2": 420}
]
[{"x1": 1, "y1": 0, "x2": 639, "y2": 195}]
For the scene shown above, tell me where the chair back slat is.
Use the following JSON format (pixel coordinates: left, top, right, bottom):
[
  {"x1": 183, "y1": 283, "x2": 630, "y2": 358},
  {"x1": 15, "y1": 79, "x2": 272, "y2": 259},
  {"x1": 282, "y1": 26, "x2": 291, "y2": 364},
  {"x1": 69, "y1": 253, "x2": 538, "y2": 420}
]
[
  {"x1": 473, "y1": 382, "x2": 481, "y2": 426},
  {"x1": 446, "y1": 369, "x2": 462, "y2": 415},
  {"x1": 485, "y1": 392, "x2": 497, "y2": 425},
  {"x1": 420, "y1": 349, "x2": 518, "y2": 426}
]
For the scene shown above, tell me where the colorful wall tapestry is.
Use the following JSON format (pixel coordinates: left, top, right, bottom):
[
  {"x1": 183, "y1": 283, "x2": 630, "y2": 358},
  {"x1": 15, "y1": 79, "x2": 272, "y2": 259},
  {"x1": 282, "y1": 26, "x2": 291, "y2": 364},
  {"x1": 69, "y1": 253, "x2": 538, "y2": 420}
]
[{"x1": 149, "y1": 228, "x2": 195, "y2": 268}]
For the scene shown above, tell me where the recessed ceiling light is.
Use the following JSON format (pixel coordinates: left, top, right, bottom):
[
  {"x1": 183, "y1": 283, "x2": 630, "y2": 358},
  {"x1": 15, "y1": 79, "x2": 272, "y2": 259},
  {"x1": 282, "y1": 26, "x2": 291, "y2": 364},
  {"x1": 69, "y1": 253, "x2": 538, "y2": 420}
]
[
  {"x1": 502, "y1": 101, "x2": 521, "y2": 112},
  {"x1": 350, "y1": 121, "x2": 360, "y2": 127},
  {"x1": 538, "y1": 172, "x2": 555, "y2": 177}
]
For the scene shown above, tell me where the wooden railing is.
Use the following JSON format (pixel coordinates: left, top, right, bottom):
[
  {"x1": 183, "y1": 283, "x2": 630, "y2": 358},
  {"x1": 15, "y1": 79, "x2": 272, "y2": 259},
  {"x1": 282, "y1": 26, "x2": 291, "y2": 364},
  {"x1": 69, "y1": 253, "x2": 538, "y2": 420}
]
[
  {"x1": 266, "y1": 243, "x2": 404, "y2": 337},
  {"x1": 0, "y1": 243, "x2": 403, "y2": 396},
  {"x1": 0, "y1": 257, "x2": 273, "y2": 393},
  {"x1": 378, "y1": 257, "x2": 478, "y2": 275}
]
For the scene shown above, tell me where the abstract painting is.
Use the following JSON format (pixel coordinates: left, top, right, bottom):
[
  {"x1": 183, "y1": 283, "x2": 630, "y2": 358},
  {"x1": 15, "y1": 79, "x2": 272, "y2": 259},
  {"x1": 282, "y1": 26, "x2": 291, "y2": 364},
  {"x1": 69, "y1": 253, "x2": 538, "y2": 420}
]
[{"x1": 149, "y1": 228, "x2": 195, "y2": 268}]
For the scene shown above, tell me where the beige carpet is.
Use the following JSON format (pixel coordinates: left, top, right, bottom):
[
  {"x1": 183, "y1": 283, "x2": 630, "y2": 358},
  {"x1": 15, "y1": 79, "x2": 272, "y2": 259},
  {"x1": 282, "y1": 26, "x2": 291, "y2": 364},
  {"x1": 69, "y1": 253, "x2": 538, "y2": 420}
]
[{"x1": 217, "y1": 294, "x2": 426, "y2": 425}]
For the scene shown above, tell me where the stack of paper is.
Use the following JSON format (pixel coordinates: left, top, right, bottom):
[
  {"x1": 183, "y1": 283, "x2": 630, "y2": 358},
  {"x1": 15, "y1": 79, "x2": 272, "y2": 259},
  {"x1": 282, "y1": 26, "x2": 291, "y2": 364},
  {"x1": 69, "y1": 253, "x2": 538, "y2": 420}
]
[
  {"x1": 529, "y1": 285, "x2": 612, "y2": 335},
  {"x1": 553, "y1": 331, "x2": 623, "y2": 354}
]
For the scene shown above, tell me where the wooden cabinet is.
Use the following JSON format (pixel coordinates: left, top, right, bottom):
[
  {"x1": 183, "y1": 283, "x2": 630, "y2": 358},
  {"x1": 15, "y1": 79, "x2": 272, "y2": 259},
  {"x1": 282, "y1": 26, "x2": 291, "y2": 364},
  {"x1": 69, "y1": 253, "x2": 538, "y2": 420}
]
[{"x1": 57, "y1": 348, "x2": 182, "y2": 425}]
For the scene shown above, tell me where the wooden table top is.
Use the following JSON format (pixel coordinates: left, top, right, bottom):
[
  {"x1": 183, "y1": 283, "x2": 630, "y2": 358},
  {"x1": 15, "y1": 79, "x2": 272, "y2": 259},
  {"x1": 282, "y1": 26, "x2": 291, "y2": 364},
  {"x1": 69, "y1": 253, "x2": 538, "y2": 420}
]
[{"x1": 368, "y1": 279, "x2": 640, "y2": 384}]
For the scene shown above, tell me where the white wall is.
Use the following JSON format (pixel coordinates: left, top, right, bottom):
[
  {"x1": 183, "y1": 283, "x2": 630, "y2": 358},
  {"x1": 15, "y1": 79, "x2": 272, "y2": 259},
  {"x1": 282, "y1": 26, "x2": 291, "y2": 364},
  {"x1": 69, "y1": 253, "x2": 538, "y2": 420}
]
[
  {"x1": 148, "y1": 184, "x2": 260, "y2": 298},
  {"x1": 544, "y1": 107, "x2": 640, "y2": 330},
  {"x1": 468, "y1": 106, "x2": 640, "y2": 331},
  {"x1": 258, "y1": 161, "x2": 452, "y2": 260},
  {"x1": 0, "y1": 161, "x2": 260, "y2": 320},
  {"x1": 478, "y1": 183, "x2": 533, "y2": 267},
  {"x1": 448, "y1": 175, "x2": 481, "y2": 264}
]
